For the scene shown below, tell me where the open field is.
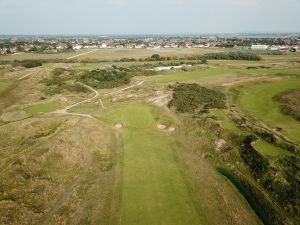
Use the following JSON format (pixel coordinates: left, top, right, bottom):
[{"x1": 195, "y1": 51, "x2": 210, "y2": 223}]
[{"x1": 0, "y1": 48, "x2": 227, "y2": 61}]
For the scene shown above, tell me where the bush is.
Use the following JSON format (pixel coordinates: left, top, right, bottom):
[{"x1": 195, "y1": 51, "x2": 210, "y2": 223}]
[
  {"x1": 52, "y1": 68, "x2": 67, "y2": 76},
  {"x1": 79, "y1": 67, "x2": 132, "y2": 89},
  {"x1": 217, "y1": 168, "x2": 286, "y2": 225},
  {"x1": 168, "y1": 83, "x2": 226, "y2": 113},
  {"x1": 238, "y1": 135, "x2": 269, "y2": 177},
  {"x1": 20, "y1": 60, "x2": 43, "y2": 68},
  {"x1": 204, "y1": 52, "x2": 262, "y2": 61}
]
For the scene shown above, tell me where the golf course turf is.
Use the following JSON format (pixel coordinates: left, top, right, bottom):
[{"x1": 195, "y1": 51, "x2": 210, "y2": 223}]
[
  {"x1": 237, "y1": 79, "x2": 300, "y2": 143},
  {"x1": 25, "y1": 101, "x2": 62, "y2": 115},
  {"x1": 102, "y1": 105, "x2": 203, "y2": 225}
]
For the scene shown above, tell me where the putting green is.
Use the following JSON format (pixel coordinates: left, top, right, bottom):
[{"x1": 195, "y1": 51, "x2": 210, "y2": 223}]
[
  {"x1": 238, "y1": 79, "x2": 300, "y2": 143},
  {"x1": 102, "y1": 105, "x2": 203, "y2": 225}
]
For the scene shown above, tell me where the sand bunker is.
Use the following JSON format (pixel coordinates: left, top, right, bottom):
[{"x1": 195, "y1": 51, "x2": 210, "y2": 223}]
[
  {"x1": 115, "y1": 123, "x2": 123, "y2": 128},
  {"x1": 157, "y1": 124, "x2": 167, "y2": 129}
]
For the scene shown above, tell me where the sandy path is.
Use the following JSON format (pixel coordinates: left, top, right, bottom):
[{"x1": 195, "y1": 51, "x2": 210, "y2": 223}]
[
  {"x1": 67, "y1": 49, "x2": 99, "y2": 60},
  {"x1": 18, "y1": 69, "x2": 40, "y2": 80},
  {"x1": 49, "y1": 81, "x2": 144, "y2": 119}
]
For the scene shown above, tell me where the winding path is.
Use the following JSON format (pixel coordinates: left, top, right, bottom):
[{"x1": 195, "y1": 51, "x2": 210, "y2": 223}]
[{"x1": 49, "y1": 81, "x2": 144, "y2": 119}]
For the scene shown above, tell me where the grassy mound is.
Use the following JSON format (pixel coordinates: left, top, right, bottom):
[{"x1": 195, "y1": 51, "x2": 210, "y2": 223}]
[{"x1": 276, "y1": 88, "x2": 300, "y2": 121}]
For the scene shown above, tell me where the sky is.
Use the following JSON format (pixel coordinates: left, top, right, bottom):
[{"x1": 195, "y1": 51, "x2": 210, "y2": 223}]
[{"x1": 0, "y1": 0, "x2": 299, "y2": 35}]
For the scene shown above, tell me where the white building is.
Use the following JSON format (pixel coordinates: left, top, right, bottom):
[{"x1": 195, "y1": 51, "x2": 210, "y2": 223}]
[
  {"x1": 73, "y1": 45, "x2": 82, "y2": 50},
  {"x1": 101, "y1": 43, "x2": 108, "y2": 48},
  {"x1": 251, "y1": 45, "x2": 269, "y2": 50}
]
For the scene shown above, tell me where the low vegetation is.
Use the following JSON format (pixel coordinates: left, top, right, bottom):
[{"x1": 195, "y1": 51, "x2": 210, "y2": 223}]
[
  {"x1": 20, "y1": 60, "x2": 43, "y2": 68},
  {"x1": 238, "y1": 135, "x2": 269, "y2": 177},
  {"x1": 276, "y1": 88, "x2": 300, "y2": 121},
  {"x1": 168, "y1": 83, "x2": 226, "y2": 113},
  {"x1": 41, "y1": 70, "x2": 88, "y2": 95},
  {"x1": 79, "y1": 67, "x2": 132, "y2": 89},
  {"x1": 204, "y1": 51, "x2": 262, "y2": 61},
  {"x1": 217, "y1": 167, "x2": 286, "y2": 225},
  {"x1": 0, "y1": 80, "x2": 16, "y2": 95}
]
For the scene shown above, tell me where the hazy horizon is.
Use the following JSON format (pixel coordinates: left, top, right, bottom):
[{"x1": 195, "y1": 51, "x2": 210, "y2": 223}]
[{"x1": 1, "y1": 0, "x2": 300, "y2": 35}]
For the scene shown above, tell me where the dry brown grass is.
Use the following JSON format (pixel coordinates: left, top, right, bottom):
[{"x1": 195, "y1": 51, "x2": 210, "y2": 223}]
[{"x1": 0, "y1": 116, "x2": 120, "y2": 225}]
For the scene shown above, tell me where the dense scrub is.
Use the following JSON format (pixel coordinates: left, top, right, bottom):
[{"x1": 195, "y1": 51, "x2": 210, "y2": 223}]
[
  {"x1": 41, "y1": 69, "x2": 87, "y2": 95},
  {"x1": 230, "y1": 133, "x2": 300, "y2": 224},
  {"x1": 168, "y1": 83, "x2": 226, "y2": 113},
  {"x1": 41, "y1": 66, "x2": 133, "y2": 95},
  {"x1": 204, "y1": 52, "x2": 262, "y2": 61},
  {"x1": 0, "y1": 60, "x2": 43, "y2": 68},
  {"x1": 238, "y1": 135, "x2": 269, "y2": 177},
  {"x1": 276, "y1": 89, "x2": 300, "y2": 121},
  {"x1": 78, "y1": 67, "x2": 132, "y2": 89},
  {"x1": 20, "y1": 60, "x2": 43, "y2": 68},
  {"x1": 217, "y1": 168, "x2": 286, "y2": 225}
]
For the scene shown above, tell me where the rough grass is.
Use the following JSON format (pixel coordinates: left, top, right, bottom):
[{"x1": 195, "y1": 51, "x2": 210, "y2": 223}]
[
  {"x1": 237, "y1": 79, "x2": 300, "y2": 143},
  {"x1": 209, "y1": 109, "x2": 239, "y2": 131},
  {"x1": 0, "y1": 117, "x2": 118, "y2": 225},
  {"x1": 101, "y1": 105, "x2": 202, "y2": 225},
  {"x1": 24, "y1": 102, "x2": 62, "y2": 115},
  {"x1": 277, "y1": 88, "x2": 300, "y2": 120},
  {"x1": 0, "y1": 80, "x2": 16, "y2": 95}
]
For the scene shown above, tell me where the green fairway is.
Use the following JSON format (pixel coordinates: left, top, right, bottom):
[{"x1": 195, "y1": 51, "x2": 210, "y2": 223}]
[
  {"x1": 25, "y1": 101, "x2": 62, "y2": 115},
  {"x1": 102, "y1": 105, "x2": 203, "y2": 225},
  {"x1": 0, "y1": 80, "x2": 15, "y2": 95},
  {"x1": 237, "y1": 79, "x2": 300, "y2": 143},
  {"x1": 150, "y1": 68, "x2": 238, "y2": 83}
]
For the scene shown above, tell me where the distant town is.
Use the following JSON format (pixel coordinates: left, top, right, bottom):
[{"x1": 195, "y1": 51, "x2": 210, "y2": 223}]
[{"x1": 0, "y1": 34, "x2": 300, "y2": 55}]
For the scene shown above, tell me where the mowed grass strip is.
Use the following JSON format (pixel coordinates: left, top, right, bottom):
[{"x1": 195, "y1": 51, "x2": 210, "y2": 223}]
[
  {"x1": 102, "y1": 105, "x2": 202, "y2": 225},
  {"x1": 252, "y1": 139, "x2": 291, "y2": 157},
  {"x1": 25, "y1": 102, "x2": 62, "y2": 115},
  {"x1": 237, "y1": 79, "x2": 300, "y2": 143},
  {"x1": 150, "y1": 68, "x2": 238, "y2": 83}
]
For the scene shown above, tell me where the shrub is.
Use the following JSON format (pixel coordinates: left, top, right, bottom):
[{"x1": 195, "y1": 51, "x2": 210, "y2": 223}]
[
  {"x1": 52, "y1": 68, "x2": 67, "y2": 76},
  {"x1": 20, "y1": 60, "x2": 43, "y2": 68},
  {"x1": 204, "y1": 52, "x2": 262, "y2": 61},
  {"x1": 238, "y1": 135, "x2": 269, "y2": 177},
  {"x1": 168, "y1": 83, "x2": 226, "y2": 113},
  {"x1": 217, "y1": 168, "x2": 286, "y2": 225},
  {"x1": 79, "y1": 67, "x2": 132, "y2": 89}
]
